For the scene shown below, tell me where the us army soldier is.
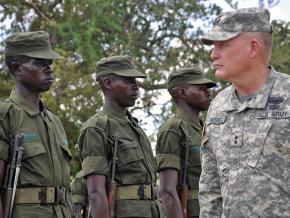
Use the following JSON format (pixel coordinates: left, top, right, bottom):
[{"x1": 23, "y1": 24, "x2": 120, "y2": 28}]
[{"x1": 199, "y1": 7, "x2": 290, "y2": 217}]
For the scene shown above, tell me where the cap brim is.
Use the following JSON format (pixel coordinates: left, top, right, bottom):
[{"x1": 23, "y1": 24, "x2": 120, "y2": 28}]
[
  {"x1": 187, "y1": 78, "x2": 216, "y2": 88},
  {"x1": 201, "y1": 30, "x2": 240, "y2": 45},
  {"x1": 21, "y1": 49, "x2": 64, "y2": 60},
  {"x1": 112, "y1": 68, "x2": 147, "y2": 78}
]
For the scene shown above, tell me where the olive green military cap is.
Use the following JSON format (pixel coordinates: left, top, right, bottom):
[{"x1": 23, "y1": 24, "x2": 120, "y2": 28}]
[
  {"x1": 201, "y1": 7, "x2": 272, "y2": 45},
  {"x1": 95, "y1": 55, "x2": 146, "y2": 80},
  {"x1": 5, "y1": 31, "x2": 64, "y2": 59},
  {"x1": 167, "y1": 67, "x2": 216, "y2": 89}
]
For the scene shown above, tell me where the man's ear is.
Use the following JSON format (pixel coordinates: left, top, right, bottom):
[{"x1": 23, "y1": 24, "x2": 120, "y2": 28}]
[
  {"x1": 177, "y1": 86, "x2": 187, "y2": 99},
  {"x1": 103, "y1": 77, "x2": 113, "y2": 89},
  {"x1": 10, "y1": 61, "x2": 20, "y2": 77},
  {"x1": 249, "y1": 38, "x2": 260, "y2": 58}
]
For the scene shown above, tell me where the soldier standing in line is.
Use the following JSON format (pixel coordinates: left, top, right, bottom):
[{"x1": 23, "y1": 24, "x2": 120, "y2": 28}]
[
  {"x1": 0, "y1": 31, "x2": 72, "y2": 217},
  {"x1": 156, "y1": 67, "x2": 215, "y2": 218},
  {"x1": 199, "y1": 7, "x2": 290, "y2": 217},
  {"x1": 78, "y1": 55, "x2": 164, "y2": 218}
]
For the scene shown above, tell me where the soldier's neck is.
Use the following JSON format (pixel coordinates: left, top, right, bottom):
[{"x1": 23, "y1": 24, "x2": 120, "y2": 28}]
[{"x1": 15, "y1": 87, "x2": 41, "y2": 111}]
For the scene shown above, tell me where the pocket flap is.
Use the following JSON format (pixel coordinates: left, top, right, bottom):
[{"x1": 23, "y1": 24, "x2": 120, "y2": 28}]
[
  {"x1": 22, "y1": 142, "x2": 46, "y2": 160},
  {"x1": 117, "y1": 140, "x2": 143, "y2": 167}
]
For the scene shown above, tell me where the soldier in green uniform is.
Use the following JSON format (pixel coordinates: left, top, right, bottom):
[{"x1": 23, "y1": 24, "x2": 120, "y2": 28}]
[
  {"x1": 71, "y1": 170, "x2": 89, "y2": 218},
  {"x1": 156, "y1": 67, "x2": 215, "y2": 218},
  {"x1": 0, "y1": 31, "x2": 72, "y2": 217},
  {"x1": 78, "y1": 55, "x2": 164, "y2": 218}
]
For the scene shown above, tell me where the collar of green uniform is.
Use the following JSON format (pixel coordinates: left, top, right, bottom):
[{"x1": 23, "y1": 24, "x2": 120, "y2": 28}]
[
  {"x1": 103, "y1": 105, "x2": 132, "y2": 126},
  {"x1": 9, "y1": 89, "x2": 48, "y2": 117},
  {"x1": 221, "y1": 66, "x2": 276, "y2": 112},
  {"x1": 176, "y1": 108, "x2": 202, "y2": 131}
]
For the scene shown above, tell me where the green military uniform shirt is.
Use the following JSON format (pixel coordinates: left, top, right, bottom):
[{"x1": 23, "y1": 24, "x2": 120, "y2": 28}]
[
  {"x1": 156, "y1": 108, "x2": 202, "y2": 217},
  {"x1": 78, "y1": 105, "x2": 164, "y2": 218},
  {"x1": 0, "y1": 89, "x2": 72, "y2": 218}
]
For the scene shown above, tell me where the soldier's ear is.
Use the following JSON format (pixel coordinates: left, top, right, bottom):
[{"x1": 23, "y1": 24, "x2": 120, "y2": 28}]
[
  {"x1": 10, "y1": 61, "x2": 21, "y2": 77},
  {"x1": 103, "y1": 77, "x2": 113, "y2": 89},
  {"x1": 177, "y1": 86, "x2": 187, "y2": 99},
  {"x1": 249, "y1": 38, "x2": 260, "y2": 58}
]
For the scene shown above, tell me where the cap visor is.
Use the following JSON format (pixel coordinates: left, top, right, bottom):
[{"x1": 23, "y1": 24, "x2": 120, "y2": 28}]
[
  {"x1": 187, "y1": 78, "x2": 216, "y2": 88},
  {"x1": 22, "y1": 49, "x2": 64, "y2": 60},
  {"x1": 201, "y1": 30, "x2": 240, "y2": 45},
  {"x1": 112, "y1": 68, "x2": 147, "y2": 78}
]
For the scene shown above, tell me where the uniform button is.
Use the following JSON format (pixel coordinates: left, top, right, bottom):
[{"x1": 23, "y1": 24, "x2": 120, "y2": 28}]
[
  {"x1": 234, "y1": 140, "x2": 238, "y2": 144},
  {"x1": 235, "y1": 135, "x2": 238, "y2": 139}
]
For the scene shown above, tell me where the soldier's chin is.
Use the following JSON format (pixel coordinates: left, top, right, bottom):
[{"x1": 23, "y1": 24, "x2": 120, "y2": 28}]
[{"x1": 215, "y1": 70, "x2": 227, "y2": 81}]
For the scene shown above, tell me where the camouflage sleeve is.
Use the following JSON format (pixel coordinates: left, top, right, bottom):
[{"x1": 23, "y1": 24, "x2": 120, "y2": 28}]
[
  {"x1": 199, "y1": 135, "x2": 222, "y2": 218},
  {"x1": 78, "y1": 127, "x2": 109, "y2": 177},
  {"x1": 155, "y1": 129, "x2": 181, "y2": 172}
]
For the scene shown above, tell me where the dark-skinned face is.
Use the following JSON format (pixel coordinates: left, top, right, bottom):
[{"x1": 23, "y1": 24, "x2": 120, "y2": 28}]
[
  {"x1": 110, "y1": 76, "x2": 139, "y2": 108},
  {"x1": 185, "y1": 84, "x2": 212, "y2": 111},
  {"x1": 16, "y1": 58, "x2": 54, "y2": 92}
]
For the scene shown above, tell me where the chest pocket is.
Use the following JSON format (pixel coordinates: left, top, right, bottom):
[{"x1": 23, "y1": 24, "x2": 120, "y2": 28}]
[
  {"x1": 117, "y1": 139, "x2": 144, "y2": 167},
  {"x1": 22, "y1": 141, "x2": 46, "y2": 160},
  {"x1": 22, "y1": 133, "x2": 46, "y2": 160}
]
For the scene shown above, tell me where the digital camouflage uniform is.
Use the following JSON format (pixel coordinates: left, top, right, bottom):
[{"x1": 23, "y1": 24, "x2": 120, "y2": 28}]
[
  {"x1": 200, "y1": 68, "x2": 290, "y2": 217},
  {"x1": 0, "y1": 90, "x2": 72, "y2": 218},
  {"x1": 156, "y1": 109, "x2": 202, "y2": 217},
  {"x1": 0, "y1": 31, "x2": 72, "y2": 218},
  {"x1": 78, "y1": 56, "x2": 164, "y2": 218},
  {"x1": 199, "y1": 8, "x2": 285, "y2": 218}
]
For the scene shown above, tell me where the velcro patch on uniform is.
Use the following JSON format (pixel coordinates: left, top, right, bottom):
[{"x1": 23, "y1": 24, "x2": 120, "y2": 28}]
[
  {"x1": 258, "y1": 110, "x2": 290, "y2": 119},
  {"x1": 208, "y1": 116, "x2": 227, "y2": 125},
  {"x1": 23, "y1": 133, "x2": 40, "y2": 142}
]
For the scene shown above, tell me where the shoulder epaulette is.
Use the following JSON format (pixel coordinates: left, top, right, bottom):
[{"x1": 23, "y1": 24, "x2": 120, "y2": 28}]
[{"x1": 0, "y1": 99, "x2": 12, "y2": 121}]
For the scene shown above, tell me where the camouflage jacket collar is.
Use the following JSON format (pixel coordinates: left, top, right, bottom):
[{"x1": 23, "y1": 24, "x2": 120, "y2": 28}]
[{"x1": 221, "y1": 66, "x2": 276, "y2": 112}]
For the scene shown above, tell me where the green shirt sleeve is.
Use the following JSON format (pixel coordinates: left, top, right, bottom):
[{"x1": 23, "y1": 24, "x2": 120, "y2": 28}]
[
  {"x1": 79, "y1": 127, "x2": 109, "y2": 177},
  {"x1": 0, "y1": 117, "x2": 10, "y2": 160},
  {"x1": 156, "y1": 129, "x2": 181, "y2": 171}
]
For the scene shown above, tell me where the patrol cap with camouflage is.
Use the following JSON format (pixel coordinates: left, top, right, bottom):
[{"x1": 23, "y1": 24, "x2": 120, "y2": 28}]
[
  {"x1": 201, "y1": 7, "x2": 272, "y2": 45},
  {"x1": 95, "y1": 55, "x2": 146, "y2": 80},
  {"x1": 167, "y1": 67, "x2": 216, "y2": 89},
  {"x1": 5, "y1": 31, "x2": 64, "y2": 59}
]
